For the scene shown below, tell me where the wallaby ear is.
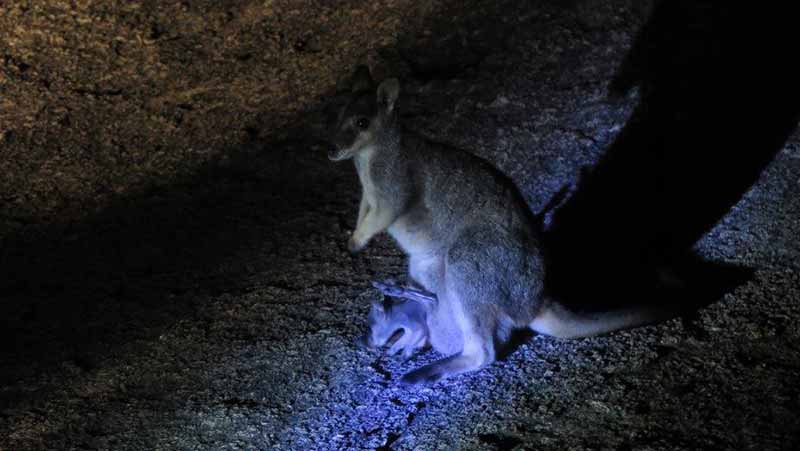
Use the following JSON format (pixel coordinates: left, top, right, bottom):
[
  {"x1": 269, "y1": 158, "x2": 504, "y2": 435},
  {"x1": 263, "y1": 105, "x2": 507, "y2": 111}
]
[
  {"x1": 376, "y1": 78, "x2": 400, "y2": 115},
  {"x1": 351, "y1": 65, "x2": 374, "y2": 93}
]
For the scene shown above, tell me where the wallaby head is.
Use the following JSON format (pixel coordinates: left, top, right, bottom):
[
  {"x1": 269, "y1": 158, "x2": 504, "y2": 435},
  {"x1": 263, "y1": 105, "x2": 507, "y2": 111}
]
[
  {"x1": 365, "y1": 298, "x2": 400, "y2": 347},
  {"x1": 364, "y1": 297, "x2": 429, "y2": 359},
  {"x1": 328, "y1": 66, "x2": 400, "y2": 161}
]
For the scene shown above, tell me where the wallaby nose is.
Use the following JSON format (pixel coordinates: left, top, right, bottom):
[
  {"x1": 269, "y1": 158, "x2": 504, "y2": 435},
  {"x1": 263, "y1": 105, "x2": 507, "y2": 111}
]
[
  {"x1": 327, "y1": 146, "x2": 341, "y2": 161},
  {"x1": 354, "y1": 334, "x2": 371, "y2": 348}
]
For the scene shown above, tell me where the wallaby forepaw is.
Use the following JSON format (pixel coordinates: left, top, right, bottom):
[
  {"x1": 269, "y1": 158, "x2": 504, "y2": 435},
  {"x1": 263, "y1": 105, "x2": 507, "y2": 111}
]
[
  {"x1": 387, "y1": 340, "x2": 407, "y2": 356},
  {"x1": 400, "y1": 365, "x2": 444, "y2": 386},
  {"x1": 348, "y1": 235, "x2": 366, "y2": 254}
]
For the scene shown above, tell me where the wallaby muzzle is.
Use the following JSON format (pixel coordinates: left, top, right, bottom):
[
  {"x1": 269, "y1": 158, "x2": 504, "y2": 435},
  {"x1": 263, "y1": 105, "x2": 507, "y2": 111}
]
[{"x1": 328, "y1": 146, "x2": 345, "y2": 161}]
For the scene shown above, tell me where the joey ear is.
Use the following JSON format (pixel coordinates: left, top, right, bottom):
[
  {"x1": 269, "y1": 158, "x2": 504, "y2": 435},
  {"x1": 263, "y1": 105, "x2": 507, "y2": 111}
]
[
  {"x1": 351, "y1": 65, "x2": 375, "y2": 93},
  {"x1": 376, "y1": 78, "x2": 400, "y2": 115}
]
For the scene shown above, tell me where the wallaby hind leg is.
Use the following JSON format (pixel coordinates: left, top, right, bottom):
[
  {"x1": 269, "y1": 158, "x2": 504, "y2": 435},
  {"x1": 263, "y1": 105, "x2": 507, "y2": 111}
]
[
  {"x1": 400, "y1": 255, "x2": 498, "y2": 385},
  {"x1": 401, "y1": 227, "x2": 527, "y2": 385},
  {"x1": 400, "y1": 305, "x2": 496, "y2": 385}
]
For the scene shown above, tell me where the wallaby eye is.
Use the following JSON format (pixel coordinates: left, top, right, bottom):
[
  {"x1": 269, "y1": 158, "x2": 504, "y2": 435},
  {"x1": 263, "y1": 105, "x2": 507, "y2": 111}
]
[{"x1": 356, "y1": 117, "x2": 369, "y2": 129}]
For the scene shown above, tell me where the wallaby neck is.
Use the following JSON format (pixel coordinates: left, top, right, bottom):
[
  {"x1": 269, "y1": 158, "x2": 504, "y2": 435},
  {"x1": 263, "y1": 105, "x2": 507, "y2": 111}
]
[
  {"x1": 374, "y1": 124, "x2": 403, "y2": 154},
  {"x1": 353, "y1": 126, "x2": 403, "y2": 171}
]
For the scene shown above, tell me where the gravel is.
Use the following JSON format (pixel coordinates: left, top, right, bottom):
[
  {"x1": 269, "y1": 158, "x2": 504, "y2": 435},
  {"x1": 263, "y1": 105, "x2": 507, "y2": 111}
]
[{"x1": 1, "y1": 1, "x2": 799, "y2": 450}]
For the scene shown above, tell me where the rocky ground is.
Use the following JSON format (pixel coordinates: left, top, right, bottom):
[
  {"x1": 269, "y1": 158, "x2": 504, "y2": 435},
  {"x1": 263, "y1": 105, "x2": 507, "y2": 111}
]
[{"x1": 2, "y1": 1, "x2": 799, "y2": 450}]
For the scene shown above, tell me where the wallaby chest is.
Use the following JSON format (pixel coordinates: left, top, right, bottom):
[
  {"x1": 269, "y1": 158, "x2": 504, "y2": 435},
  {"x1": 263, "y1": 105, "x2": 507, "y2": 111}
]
[
  {"x1": 354, "y1": 148, "x2": 380, "y2": 206},
  {"x1": 356, "y1": 147, "x2": 435, "y2": 256},
  {"x1": 388, "y1": 208, "x2": 435, "y2": 256}
]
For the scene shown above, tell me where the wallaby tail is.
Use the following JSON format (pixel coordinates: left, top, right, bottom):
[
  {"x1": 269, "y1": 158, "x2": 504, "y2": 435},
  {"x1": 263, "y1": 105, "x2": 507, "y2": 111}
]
[{"x1": 530, "y1": 301, "x2": 677, "y2": 339}]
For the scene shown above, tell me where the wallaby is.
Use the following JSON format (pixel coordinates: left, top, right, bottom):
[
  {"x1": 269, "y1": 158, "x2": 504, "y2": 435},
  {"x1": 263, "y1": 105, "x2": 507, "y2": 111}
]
[{"x1": 330, "y1": 66, "x2": 673, "y2": 385}]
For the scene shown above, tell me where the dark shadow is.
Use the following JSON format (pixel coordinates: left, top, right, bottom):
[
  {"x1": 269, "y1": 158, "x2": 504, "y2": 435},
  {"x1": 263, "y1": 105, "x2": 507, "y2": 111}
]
[
  {"x1": 545, "y1": 0, "x2": 800, "y2": 313},
  {"x1": 0, "y1": 121, "x2": 346, "y2": 388}
]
